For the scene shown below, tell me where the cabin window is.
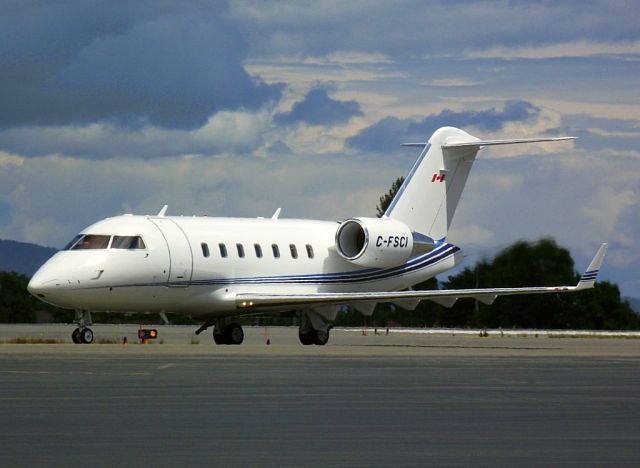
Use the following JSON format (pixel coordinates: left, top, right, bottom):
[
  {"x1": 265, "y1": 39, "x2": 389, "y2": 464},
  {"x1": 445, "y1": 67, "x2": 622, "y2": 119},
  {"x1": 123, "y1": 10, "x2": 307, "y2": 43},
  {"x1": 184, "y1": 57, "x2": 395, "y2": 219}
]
[
  {"x1": 254, "y1": 243, "x2": 263, "y2": 258},
  {"x1": 201, "y1": 243, "x2": 210, "y2": 258},
  {"x1": 219, "y1": 243, "x2": 228, "y2": 258},
  {"x1": 272, "y1": 244, "x2": 280, "y2": 258},
  {"x1": 69, "y1": 235, "x2": 111, "y2": 250},
  {"x1": 306, "y1": 244, "x2": 314, "y2": 259},
  {"x1": 290, "y1": 244, "x2": 298, "y2": 259},
  {"x1": 237, "y1": 243, "x2": 245, "y2": 258},
  {"x1": 112, "y1": 235, "x2": 146, "y2": 250}
]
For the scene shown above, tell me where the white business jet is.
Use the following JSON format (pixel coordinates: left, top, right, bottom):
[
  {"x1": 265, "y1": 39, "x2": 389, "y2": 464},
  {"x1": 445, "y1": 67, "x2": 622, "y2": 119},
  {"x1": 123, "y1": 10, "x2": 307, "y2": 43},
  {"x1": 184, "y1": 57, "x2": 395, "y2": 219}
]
[{"x1": 28, "y1": 126, "x2": 607, "y2": 345}]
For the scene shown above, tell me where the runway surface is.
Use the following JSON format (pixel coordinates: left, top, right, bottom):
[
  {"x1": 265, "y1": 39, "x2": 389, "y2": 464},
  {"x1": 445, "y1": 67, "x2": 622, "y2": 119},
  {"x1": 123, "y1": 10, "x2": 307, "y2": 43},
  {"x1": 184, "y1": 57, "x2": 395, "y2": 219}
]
[{"x1": 1, "y1": 325, "x2": 639, "y2": 466}]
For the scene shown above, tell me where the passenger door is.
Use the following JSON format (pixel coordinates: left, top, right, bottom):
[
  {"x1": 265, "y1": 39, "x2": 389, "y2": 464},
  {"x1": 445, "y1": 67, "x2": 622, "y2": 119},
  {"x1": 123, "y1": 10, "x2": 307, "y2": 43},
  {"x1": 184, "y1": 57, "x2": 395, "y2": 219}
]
[{"x1": 149, "y1": 218, "x2": 193, "y2": 287}]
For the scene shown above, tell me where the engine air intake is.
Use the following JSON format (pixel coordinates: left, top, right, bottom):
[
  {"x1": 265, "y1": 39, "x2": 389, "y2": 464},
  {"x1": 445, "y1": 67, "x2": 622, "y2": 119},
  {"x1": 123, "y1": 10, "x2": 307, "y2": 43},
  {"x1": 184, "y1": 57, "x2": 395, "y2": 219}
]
[{"x1": 335, "y1": 217, "x2": 413, "y2": 268}]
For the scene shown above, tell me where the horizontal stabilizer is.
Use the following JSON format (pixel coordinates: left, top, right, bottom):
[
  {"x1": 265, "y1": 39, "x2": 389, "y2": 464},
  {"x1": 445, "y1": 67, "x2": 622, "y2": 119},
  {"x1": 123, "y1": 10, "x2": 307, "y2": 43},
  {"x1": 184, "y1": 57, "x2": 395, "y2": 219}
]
[
  {"x1": 402, "y1": 137, "x2": 575, "y2": 149},
  {"x1": 442, "y1": 136, "x2": 575, "y2": 148}
]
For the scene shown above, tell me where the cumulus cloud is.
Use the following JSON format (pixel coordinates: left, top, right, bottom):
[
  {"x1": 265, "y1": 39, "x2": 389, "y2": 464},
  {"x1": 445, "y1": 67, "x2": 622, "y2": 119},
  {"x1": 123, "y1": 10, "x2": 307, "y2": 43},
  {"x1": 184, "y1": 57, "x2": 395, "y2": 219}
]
[
  {"x1": 274, "y1": 87, "x2": 363, "y2": 126},
  {"x1": 0, "y1": 111, "x2": 271, "y2": 159},
  {"x1": 581, "y1": 186, "x2": 637, "y2": 237},
  {"x1": 0, "y1": 151, "x2": 409, "y2": 247},
  {"x1": 0, "y1": 2, "x2": 281, "y2": 130},
  {"x1": 347, "y1": 101, "x2": 540, "y2": 152}
]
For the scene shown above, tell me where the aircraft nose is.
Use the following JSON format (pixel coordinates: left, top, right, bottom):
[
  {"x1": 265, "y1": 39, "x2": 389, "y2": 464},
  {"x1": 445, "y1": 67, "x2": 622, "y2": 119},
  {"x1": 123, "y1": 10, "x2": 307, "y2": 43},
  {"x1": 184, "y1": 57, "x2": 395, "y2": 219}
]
[{"x1": 27, "y1": 270, "x2": 59, "y2": 298}]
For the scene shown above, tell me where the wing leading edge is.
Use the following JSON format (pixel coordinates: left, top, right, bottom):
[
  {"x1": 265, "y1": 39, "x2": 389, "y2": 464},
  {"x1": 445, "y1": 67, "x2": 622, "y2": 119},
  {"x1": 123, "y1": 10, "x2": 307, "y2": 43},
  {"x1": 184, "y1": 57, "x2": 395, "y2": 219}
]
[{"x1": 236, "y1": 244, "x2": 608, "y2": 311}]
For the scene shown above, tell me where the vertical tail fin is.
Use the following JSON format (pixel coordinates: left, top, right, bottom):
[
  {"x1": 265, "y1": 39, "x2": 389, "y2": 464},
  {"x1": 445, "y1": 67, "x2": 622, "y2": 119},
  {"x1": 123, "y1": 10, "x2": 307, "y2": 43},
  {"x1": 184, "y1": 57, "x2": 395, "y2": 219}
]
[
  {"x1": 385, "y1": 127, "x2": 481, "y2": 240},
  {"x1": 385, "y1": 126, "x2": 575, "y2": 240}
]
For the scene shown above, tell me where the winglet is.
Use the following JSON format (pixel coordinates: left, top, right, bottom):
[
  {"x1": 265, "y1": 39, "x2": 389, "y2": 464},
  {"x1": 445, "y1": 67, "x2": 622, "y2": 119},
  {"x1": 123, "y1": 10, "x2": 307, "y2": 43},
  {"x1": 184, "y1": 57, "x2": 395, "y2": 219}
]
[
  {"x1": 575, "y1": 243, "x2": 608, "y2": 290},
  {"x1": 157, "y1": 205, "x2": 168, "y2": 217},
  {"x1": 272, "y1": 208, "x2": 282, "y2": 220}
]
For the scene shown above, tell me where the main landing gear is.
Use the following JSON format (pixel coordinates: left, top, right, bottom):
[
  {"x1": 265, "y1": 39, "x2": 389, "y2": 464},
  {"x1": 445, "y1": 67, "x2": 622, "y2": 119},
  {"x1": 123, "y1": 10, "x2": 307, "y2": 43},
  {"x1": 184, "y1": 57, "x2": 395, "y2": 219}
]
[
  {"x1": 213, "y1": 323, "x2": 244, "y2": 345},
  {"x1": 195, "y1": 319, "x2": 244, "y2": 345},
  {"x1": 71, "y1": 310, "x2": 94, "y2": 344},
  {"x1": 298, "y1": 327, "x2": 331, "y2": 346},
  {"x1": 298, "y1": 311, "x2": 332, "y2": 345},
  {"x1": 194, "y1": 311, "x2": 334, "y2": 346}
]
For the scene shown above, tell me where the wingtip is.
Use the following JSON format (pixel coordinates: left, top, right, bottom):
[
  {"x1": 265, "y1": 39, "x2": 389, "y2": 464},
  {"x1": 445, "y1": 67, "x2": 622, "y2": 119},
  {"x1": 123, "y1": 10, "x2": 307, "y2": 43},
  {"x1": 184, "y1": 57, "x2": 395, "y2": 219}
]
[{"x1": 576, "y1": 243, "x2": 608, "y2": 289}]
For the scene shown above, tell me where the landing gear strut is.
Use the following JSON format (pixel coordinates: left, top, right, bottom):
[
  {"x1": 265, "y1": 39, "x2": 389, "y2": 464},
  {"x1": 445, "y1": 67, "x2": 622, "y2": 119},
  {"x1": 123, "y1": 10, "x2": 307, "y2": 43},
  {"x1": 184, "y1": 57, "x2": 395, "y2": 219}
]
[{"x1": 72, "y1": 311, "x2": 94, "y2": 344}]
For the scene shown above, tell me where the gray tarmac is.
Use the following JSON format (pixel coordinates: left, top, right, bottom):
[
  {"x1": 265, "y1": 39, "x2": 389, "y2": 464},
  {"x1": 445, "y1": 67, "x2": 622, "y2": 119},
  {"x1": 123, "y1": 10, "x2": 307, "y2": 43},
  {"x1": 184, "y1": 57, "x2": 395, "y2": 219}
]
[{"x1": 1, "y1": 325, "x2": 639, "y2": 466}]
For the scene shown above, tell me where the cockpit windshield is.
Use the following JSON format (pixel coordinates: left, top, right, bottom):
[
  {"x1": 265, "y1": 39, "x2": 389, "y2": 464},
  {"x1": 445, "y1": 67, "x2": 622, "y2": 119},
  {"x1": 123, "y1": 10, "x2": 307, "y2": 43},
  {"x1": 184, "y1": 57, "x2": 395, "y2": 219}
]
[
  {"x1": 63, "y1": 234, "x2": 84, "y2": 250},
  {"x1": 68, "y1": 235, "x2": 111, "y2": 250},
  {"x1": 64, "y1": 234, "x2": 146, "y2": 250}
]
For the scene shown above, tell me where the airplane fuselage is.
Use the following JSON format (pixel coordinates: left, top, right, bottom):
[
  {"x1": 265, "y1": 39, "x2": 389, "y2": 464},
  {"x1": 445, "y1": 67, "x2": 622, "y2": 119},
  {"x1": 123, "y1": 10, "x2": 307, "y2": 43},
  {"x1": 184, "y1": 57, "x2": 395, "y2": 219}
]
[{"x1": 29, "y1": 214, "x2": 462, "y2": 319}]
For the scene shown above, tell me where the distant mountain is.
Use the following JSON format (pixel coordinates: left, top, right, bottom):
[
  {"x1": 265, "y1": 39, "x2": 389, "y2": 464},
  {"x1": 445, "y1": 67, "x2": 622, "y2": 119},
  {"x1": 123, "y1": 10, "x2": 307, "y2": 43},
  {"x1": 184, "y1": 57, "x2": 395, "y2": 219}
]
[
  {"x1": 0, "y1": 239, "x2": 58, "y2": 277},
  {"x1": 624, "y1": 297, "x2": 640, "y2": 314}
]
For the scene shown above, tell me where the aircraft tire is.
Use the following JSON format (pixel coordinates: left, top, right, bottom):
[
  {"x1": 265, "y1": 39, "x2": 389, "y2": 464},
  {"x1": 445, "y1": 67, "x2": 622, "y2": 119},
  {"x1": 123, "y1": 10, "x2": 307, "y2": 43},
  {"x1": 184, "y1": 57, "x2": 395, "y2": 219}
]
[
  {"x1": 298, "y1": 331, "x2": 314, "y2": 345},
  {"x1": 225, "y1": 323, "x2": 244, "y2": 345},
  {"x1": 213, "y1": 333, "x2": 228, "y2": 345},
  {"x1": 312, "y1": 328, "x2": 330, "y2": 346},
  {"x1": 71, "y1": 328, "x2": 81, "y2": 344},
  {"x1": 79, "y1": 327, "x2": 94, "y2": 344}
]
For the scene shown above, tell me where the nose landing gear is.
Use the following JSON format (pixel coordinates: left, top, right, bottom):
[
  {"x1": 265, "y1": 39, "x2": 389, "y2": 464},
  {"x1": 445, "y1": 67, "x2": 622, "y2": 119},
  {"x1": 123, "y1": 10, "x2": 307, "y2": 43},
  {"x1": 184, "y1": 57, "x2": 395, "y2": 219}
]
[
  {"x1": 71, "y1": 310, "x2": 94, "y2": 344},
  {"x1": 71, "y1": 327, "x2": 94, "y2": 344}
]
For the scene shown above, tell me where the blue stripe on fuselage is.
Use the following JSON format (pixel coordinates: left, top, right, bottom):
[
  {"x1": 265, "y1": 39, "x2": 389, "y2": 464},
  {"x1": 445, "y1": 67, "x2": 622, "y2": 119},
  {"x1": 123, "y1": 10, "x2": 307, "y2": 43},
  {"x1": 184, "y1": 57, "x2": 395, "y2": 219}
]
[{"x1": 185, "y1": 243, "x2": 459, "y2": 286}]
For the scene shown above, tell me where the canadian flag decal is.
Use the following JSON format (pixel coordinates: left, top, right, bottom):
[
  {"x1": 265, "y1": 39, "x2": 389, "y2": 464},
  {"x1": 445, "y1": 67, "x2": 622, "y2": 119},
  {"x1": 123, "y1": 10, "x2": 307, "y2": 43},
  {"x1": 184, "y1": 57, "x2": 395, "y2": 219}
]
[{"x1": 431, "y1": 173, "x2": 446, "y2": 183}]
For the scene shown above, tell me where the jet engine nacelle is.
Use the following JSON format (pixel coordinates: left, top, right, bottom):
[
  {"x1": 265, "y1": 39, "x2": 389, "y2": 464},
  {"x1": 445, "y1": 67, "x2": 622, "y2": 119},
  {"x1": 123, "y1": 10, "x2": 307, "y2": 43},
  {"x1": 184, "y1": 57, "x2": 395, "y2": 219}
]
[{"x1": 335, "y1": 217, "x2": 413, "y2": 268}]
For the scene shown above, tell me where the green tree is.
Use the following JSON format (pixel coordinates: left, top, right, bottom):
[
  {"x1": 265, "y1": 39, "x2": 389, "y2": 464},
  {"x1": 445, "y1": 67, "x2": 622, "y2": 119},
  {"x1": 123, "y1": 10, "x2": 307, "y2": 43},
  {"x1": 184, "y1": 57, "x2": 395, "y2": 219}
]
[
  {"x1": 376, "y1": 176, "x2": 404, "y2": 217},
  {"x1": 0, "y1": 272, "x2": 37, "y2": 322},
  {"x1": 441, "y1": 239, "x2": 639, "y2": 330},
  {"x1": 570, "y1": 281, "x2": 640, "y2": 330}
]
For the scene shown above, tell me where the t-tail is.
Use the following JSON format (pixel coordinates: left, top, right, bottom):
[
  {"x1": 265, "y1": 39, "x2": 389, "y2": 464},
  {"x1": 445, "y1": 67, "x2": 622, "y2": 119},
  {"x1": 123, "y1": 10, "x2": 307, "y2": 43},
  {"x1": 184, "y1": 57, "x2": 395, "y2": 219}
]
[{"x1": 384, "y1": 126, "x2": 575, "y2": 242}]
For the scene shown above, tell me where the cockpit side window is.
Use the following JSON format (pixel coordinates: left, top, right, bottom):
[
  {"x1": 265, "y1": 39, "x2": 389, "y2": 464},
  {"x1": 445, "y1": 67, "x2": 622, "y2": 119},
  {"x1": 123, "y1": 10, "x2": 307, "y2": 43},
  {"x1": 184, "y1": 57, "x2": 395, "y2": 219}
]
[
  {"x1": 112, "y1": 235, "x2": 146, "y2": 250},
  {"x1": 70, "y1": 235, "x2": 111, "y2": 250}
]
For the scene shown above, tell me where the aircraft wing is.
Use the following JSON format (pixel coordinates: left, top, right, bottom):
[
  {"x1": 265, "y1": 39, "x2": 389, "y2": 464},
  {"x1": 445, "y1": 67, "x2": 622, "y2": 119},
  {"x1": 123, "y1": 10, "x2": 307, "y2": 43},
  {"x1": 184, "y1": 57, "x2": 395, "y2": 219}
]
[{"x1": 236, "y1": 244, "x2": 607, "y2": 311}]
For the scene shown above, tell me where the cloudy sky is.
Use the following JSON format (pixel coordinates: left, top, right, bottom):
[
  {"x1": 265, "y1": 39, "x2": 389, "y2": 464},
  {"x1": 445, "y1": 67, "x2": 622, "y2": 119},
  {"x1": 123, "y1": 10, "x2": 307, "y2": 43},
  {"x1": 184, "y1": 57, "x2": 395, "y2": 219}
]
[{"x1": 1, "y1": 1, "x2": 638, "y2": 296}]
